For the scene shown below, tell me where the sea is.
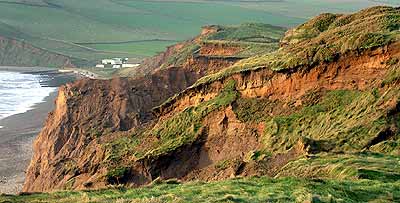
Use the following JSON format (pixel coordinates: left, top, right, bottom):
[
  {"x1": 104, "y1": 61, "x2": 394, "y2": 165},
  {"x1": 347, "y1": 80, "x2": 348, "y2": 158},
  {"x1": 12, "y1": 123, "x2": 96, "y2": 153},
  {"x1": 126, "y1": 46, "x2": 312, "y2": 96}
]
[{"x1": 0, "y1": 71, "x2": 57, "y2": 128}]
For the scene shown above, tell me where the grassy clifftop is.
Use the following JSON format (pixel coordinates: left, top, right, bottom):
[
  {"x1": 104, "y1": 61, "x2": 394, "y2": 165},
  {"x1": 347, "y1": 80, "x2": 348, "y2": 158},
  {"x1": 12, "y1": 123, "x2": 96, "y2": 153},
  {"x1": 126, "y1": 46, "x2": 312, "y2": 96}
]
[
  {"x1": 162, "y1": 23, "x2": 286, "y2": 69},
  {"x1": 194, "y1": 6, "x2": 400, "y2": 87}
]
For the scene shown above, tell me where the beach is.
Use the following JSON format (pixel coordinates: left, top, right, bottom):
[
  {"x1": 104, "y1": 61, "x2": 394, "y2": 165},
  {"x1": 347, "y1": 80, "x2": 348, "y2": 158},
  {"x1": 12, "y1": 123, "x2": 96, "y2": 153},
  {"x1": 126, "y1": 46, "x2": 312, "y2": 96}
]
[
  {"x1": 0, "y1": 67, "x2": 76, "y2": 194},
  {"x1": 0, "y1": 92, "x2": 57, "y2": 194}
]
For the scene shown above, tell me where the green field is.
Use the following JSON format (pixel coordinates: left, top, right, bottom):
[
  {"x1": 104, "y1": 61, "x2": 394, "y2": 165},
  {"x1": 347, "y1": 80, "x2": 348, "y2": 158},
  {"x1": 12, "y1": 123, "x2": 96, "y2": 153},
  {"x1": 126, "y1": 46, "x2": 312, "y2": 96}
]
[
  {"x1": 84, "y1": 40, "x2": 179, "y2": 58},
  {"x1": 0, "y1": 0, "x2": 397, "y2": 66}
]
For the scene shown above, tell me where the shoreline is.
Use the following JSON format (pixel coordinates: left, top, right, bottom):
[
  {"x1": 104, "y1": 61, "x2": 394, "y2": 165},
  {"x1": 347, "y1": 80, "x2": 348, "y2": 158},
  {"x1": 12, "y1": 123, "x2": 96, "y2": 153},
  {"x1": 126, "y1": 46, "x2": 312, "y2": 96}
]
[
  {"x1": 0, "y1": 68, "x2": 76, "y2": 194},
  {"x1": 0, "y1": 91, "x2": 57, "y2": 194}
]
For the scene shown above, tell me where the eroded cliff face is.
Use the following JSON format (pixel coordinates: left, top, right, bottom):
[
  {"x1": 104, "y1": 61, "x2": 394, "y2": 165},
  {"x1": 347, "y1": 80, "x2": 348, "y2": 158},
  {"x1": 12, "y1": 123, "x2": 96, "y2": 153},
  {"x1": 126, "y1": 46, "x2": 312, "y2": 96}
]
[
  {"x1": 23, "y1": 67, "x2": 201, "y2": 192},
  {"x1": 23, "y1": 26, "x2": 255, "y2": 192},
  {"x1": 23, "y1": 7, "x2": 400, "y2": 192},
  {"x1": 157, "y1": 43, "x2": 400, "y2": 117},
  {"x1": 136, "y1": 43, "x2": 400, "y2": 185}
]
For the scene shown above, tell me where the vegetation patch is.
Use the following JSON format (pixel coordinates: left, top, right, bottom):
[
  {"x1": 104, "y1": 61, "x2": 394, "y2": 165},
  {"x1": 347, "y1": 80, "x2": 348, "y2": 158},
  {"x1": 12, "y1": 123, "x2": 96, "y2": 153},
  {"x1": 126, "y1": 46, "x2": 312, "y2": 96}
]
[
  {"x1": 277, "y1": 153, "x2": 400, "y2": 182},
  {"x1": 233, "y1": 98, "x2": 279, "y2": 123},
  {"x1": 358, "y1": 168, "x2": 400, "y2": 182},
  {"x1": 139, "y1": 80, "x2": 238, "y2": 159},
  {"x1": 261, "y1": 88, "x2": 400, "y2": 153},
  {"x1": 381, "y1": 64, "x2": 400, "y2": 86},
  {"x1": 106, "y1": 167, "x2": 130, "y2": 185},
  {"x1": 103, "y1": 134, "x2": 141, "y2": 166},
  {"x1": 215, "y1": 159, "x2": 232, "y2": 171},
  {"x1": 205, "y1": 23, "x2": 285, "y2": 42},
  {"x1": 162, "y1": 43, "x2": 200, "y2": 68},
  {"x1": 245, "y1": 150, "x2": 272, "y2": 162}
]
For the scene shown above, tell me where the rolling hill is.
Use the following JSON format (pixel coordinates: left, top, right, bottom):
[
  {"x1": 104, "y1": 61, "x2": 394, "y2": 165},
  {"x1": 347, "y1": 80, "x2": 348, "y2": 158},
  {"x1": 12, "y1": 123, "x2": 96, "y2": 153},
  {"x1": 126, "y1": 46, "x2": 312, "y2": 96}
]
[{"x1": 0, "y1": 0, "x2": 398, "y2": 67}]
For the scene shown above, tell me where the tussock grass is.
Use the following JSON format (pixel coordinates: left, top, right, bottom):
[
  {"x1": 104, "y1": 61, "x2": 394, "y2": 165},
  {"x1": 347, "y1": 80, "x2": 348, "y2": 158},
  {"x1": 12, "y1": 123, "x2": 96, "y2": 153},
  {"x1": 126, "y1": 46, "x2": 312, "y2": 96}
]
[
  {"x1": 2, "y1": 177, "x2": 400, "y2": 202},
  {"x1": 277, "y1": 153, "x2": 400, "y2": 182},
  {"x1": 262, "y1": 88, "x2": 400, "y2": 153}
]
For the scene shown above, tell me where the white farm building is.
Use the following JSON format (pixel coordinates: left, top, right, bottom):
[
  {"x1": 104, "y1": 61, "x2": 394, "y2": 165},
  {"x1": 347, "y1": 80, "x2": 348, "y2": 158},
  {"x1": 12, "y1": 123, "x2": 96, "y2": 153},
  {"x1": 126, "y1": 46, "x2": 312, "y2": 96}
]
[{"x1": 97, "y1": 58, "x2": 138, "y2": 69}]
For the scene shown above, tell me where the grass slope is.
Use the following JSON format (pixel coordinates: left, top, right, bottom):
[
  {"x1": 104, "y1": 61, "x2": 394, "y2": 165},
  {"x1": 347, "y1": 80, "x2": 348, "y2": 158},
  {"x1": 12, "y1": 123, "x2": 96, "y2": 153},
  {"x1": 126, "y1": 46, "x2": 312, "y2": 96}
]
[{"x1": 1, "y1": 176, "x2": 399, "y2": 203}]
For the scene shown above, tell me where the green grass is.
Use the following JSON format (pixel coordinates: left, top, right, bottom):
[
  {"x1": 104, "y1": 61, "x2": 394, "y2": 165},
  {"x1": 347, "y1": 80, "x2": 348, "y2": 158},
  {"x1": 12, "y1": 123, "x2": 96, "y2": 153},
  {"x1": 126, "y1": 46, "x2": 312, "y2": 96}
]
[
  {"x1": 231, "y1": 72, "x2": 400, "y2": 155},
  {"x1": 102, "y1": 134, "x2": 141, "y2": 167},
  {"x1": 381, "y1": 64, "x2": 400, "y2": 86},
  {"x1": 277, "y1": 153, "x2": 400, "y2": 182},
  {"x1": 233, "y1": 97, "x2": 283, "y2": 123},
  {"x1": 84, "y1": 40, "x2": 177, "y2": 58},
  {"x1": 2, "y1": 176, "x2": 400, "y2": 202},
  {"x1": 205, "y1": 23, "x2": 285, "y2": 42}
]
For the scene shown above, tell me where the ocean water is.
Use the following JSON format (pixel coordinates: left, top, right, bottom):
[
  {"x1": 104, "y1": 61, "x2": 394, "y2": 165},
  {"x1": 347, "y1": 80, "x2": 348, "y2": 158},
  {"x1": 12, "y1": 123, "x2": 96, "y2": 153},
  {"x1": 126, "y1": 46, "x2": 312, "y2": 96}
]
[{"x1": 0, "y1": 71, "x2": 56, "y2": 127}]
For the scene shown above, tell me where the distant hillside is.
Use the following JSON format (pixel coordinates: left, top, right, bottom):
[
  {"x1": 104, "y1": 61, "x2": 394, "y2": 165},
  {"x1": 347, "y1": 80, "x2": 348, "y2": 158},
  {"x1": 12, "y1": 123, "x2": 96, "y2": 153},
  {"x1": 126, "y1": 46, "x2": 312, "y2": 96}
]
[
  {"x1": 0, "y1": 35, "x2": 74, "y2": 67},
  {"x1": 0, "y1": 0, "x2": 396, "y2": 68}
]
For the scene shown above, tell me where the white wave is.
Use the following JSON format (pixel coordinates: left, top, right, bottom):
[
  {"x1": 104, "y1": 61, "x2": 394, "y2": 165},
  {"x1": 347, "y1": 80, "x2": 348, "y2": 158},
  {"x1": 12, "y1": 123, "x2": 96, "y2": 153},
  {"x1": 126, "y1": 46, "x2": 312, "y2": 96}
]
[{"x1": 0, "y1": 71, "x2": 56, "y2": 121}]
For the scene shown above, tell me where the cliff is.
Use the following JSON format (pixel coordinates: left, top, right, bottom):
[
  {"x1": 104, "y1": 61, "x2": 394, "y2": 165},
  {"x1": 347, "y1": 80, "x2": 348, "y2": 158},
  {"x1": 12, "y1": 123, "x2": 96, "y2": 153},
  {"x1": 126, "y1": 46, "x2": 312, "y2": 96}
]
[
  {"x1": 23, "y1": 6, "x2": 400, "y2": 193},
  {"x1": 23, "y1": 22, "x2": 285, "y2": 192}
]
